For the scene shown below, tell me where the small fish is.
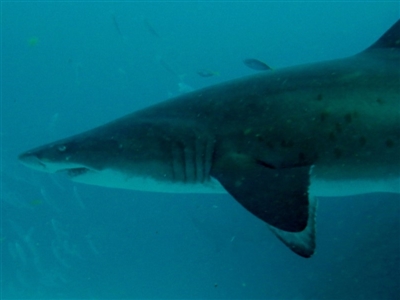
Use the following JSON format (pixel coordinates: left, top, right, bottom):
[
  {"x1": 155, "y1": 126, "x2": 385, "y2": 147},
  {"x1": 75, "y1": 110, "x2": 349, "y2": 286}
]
[
  {"x1": 197, "y1": 69, "x2": 220, "y2": 78},
  {"x1": 243, "y1": 58, "x2": 272, "y2": 71}
]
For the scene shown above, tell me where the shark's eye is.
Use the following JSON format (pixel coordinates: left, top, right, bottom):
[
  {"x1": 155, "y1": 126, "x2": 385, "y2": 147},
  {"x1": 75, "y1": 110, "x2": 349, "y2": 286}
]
[{"x1": 58, "y1": 145, "x2": 67, "y2": 152}]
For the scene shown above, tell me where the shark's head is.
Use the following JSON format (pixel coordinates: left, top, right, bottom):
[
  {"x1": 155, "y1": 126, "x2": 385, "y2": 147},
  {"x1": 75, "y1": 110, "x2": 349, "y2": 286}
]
[{"x1": 18, "y1": 118, "x2": 219, "y2": 193}]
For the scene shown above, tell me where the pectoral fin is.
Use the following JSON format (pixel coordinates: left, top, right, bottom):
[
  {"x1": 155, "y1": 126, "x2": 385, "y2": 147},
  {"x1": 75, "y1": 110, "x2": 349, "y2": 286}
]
[
  {"x1": 211, "y1": 152, "x2": 316, "y2": 257},
  {"x1": 269, "y1": 194, "x2": 317, "y2": 258}
]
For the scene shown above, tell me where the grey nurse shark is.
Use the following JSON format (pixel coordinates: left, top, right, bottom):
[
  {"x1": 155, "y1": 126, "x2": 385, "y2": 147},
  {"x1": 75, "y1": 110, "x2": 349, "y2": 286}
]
[{"x1": 19, "y1": 20, "x2": 400, "y2": 258}]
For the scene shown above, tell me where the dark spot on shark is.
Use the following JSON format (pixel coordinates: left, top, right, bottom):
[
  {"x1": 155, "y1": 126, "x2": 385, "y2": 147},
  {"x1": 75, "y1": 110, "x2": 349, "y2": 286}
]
[
  {"x1": 320, "y1": 111, "x2": 329, "y2": 122},
  {"x1": 344, "y1": 113, "x2": 352, "y2": 123},
  {"x1": 266, "y1": 141, "x2": 274, "y2": 149},
  {"x1": 359, "y1": 136, "x2": 367, "y2": 146},
  {"x1": 386, "y1": 139, "x2": 394, "y2": 148},
  {"x1": 329, "y1": 132, "x2": 336, "y2": 141},
  {"x1": 281, "y1": 139, "x2": 294, "y2": 148},
  {"x1": 335, "y1": 123, "x2": 343, "y2": 134},
  {"x1": 316, "y1": 94, "x2": 323, "y2": 101},
  {"x1": 257, "y1": 135, "x2": 272, "y2": 147},
  {"x1": 298, "y1": 152, "x2": 306, "y2": 162},
  {"x1": 334, "y1": 148, "x2": 342, "y2": 159},
  {"x1": 376, "y1": 98, "x2": 385, "y2": 105}
]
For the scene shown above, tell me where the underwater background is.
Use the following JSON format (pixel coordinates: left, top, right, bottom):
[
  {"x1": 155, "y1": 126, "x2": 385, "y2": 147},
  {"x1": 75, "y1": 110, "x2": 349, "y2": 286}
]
[{"x1": 1, "y1": 2, "x2": 399, "y2": 299}]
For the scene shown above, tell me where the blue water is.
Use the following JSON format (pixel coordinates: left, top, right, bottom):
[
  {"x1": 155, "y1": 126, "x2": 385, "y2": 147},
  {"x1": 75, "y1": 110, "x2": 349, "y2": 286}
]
[{"x1": 1, "y1": 2, "x2": 399, "y2": 299}]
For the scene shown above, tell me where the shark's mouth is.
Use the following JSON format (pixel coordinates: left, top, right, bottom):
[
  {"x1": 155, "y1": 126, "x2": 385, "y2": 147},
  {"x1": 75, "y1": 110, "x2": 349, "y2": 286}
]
[{"x1": 57, "y1": 167, "x2": 91, "y2": 178}]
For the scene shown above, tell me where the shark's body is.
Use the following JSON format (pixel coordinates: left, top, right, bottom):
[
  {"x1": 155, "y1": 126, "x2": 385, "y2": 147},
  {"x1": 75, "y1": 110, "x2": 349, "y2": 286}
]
[{"x1": 19, "y1": 21, "x2": 400, "y2": 257}]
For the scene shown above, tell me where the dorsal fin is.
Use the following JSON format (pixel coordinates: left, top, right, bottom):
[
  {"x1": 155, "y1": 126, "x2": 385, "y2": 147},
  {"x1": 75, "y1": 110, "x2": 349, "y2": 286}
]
[{"x1": 364, "y1": 19, "x2": 400, "y2": 51}]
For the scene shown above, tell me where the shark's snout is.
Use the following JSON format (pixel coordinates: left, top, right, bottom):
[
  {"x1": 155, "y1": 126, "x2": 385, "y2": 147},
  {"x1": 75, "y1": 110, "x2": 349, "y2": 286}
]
[
  {"x1": 18, "y1": 151, "x2": 47, "y2": 171},
  {"x1": 18, "y1": 146, "x2": 93, "y2": 176}
]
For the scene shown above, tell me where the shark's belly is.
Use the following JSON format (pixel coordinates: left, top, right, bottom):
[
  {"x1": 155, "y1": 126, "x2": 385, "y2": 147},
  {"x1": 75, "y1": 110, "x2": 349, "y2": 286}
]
[{"x1": 70, "y1": 166, "x2": 400, "y2": 197}]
